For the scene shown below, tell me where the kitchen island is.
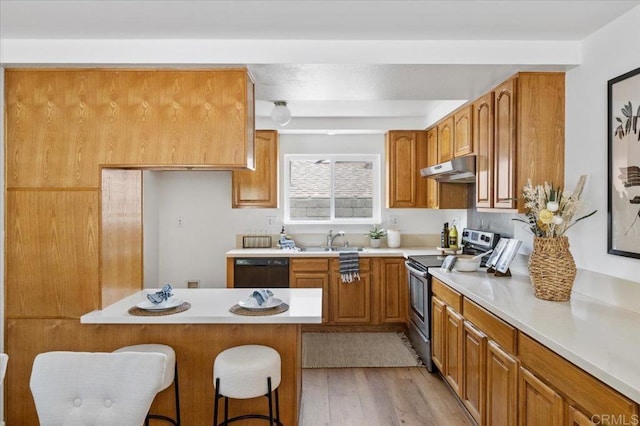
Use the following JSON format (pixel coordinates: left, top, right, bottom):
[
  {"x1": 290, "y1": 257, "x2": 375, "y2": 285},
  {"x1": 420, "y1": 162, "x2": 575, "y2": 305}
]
[{"x1": 79, "y1": 289, "x2": 320, "y2": 425}]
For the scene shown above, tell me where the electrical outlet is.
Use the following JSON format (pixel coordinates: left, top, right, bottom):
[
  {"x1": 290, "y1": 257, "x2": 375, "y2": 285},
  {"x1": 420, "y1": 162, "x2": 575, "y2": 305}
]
[
  {"x1": 177, "y1": 217, "x2": 184, "y2": 228},
  {"x1": 389, "y1": 215, "x2": 400, "y2": 227},
  {"x1": 266, "y1": 216, "x2": 277, "y2": 227},
  {"x1": 187, "y1": 280, "x2": 200, "y2": 288}
]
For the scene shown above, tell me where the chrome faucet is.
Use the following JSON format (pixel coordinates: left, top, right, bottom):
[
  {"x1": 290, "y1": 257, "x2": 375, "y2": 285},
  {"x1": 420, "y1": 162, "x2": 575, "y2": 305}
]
[{"x1": 327, "y1": 230, "x2": 345, "y2": 249}]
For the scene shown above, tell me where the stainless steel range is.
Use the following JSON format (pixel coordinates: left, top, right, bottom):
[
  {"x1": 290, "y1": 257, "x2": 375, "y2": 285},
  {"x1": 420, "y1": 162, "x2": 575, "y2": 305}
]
[
  {"x1": 405, "y1": 228, "x2": 500, "y2": 372},
  {"x1": 405, "y1": 254, "x2": 444, "y2": 372}
]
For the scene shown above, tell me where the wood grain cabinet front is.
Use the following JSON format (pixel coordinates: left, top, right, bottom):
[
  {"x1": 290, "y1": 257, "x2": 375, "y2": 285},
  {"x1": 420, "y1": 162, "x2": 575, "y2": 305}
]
[
  {"x1": 232, "y1": 130, "x2": 278, "y2": 208},
  {"x1": 385, "y1": 130, "x2": 429, "y2": 208},
  {"x1": 374, "y1": 258, "x2": 407, "y2": 324},
  {"x1": 329, "y1": 258, "x2": 372, "y2": 324},
  {"x1": 473, "y1": 72, "x2": 565, "y2": 212},
  {"x1": 5, "y1": 68, "x2": 256, "y2": 188}
]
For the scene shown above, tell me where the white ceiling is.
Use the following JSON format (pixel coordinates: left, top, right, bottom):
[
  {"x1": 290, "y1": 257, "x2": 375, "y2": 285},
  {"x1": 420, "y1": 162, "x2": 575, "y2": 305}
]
[{"x1": 2, "y1": 0, "x2": 639, "y2": 133}]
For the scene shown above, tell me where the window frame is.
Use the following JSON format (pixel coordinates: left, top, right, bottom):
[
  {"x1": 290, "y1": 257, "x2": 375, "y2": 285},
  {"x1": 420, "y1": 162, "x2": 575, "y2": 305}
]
[{"x1": 283, "y1": 153, "x2": 382, "y2": 225}]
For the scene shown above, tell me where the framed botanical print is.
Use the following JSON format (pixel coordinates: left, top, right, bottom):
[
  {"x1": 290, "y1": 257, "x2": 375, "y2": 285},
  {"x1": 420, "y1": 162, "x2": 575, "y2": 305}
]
[{"x1": 608, "y1": 66, "x2": 640, "y2": 259}]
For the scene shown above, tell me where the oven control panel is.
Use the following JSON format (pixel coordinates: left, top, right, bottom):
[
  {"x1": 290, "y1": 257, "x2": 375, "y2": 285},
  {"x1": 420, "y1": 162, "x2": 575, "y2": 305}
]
[{"x1": 461, "y1": 228, "x2": 500, "y2": 251}]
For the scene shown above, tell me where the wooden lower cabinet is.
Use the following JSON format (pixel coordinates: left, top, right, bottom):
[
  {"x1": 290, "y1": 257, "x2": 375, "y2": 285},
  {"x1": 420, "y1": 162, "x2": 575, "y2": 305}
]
[
  {"x1": 568, "y1": 406, "x2": 596, "y2": 426},
  {"x1": 431, "y1": 296, "x2": 446, "y2": 372},
  {"x1": 486, "y1": 340, "x2": 519, "y2": 426},
  {"x1": 519, "y1": 367, "x2": 563, "y2": 426},
  {"x1": 432, "y1": 279, "x2": 639, "y2": 426},
  {"x1": 375, "y1": 257, "x2": 407, "y2": 323},
  {"x1": 463, "y1": 321, "x2": 487, "y2": 424},
  {"x1": 329, "y1": 259, "x2": 371, "y2": 324},
  {"x1": 444, "y1": 307, "x2": 464, "y2": 397}
]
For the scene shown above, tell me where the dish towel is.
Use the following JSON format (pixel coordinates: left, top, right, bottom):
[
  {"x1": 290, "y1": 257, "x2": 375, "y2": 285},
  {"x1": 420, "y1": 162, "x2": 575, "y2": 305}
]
[
  {"x1": 252, "y1": 289, "x2": 274, "y2": 306},
  {"x1": 147, "y1": 284, "x2": 173, "y2": 304},
  {"x1": 339, "y1": 252, "x2": 360, "y2": 283}
]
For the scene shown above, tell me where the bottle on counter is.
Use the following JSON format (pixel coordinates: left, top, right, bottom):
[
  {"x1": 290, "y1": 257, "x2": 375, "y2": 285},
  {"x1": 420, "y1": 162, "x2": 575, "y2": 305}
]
[
  {"x1": 449, "y1": 220, "x2": 458, "y2": 249},
  {"x1": 280, "y1": 226, "x2": 287, "y2": 242},
  {"x1": 441, "y1": 222, "x2": 449, "y2": 248}
]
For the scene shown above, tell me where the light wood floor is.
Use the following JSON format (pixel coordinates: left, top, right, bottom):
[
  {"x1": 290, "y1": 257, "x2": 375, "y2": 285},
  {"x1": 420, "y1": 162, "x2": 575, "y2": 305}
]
[{"x1": 300, "y1": 367, "x2": 473, "y2": 426}]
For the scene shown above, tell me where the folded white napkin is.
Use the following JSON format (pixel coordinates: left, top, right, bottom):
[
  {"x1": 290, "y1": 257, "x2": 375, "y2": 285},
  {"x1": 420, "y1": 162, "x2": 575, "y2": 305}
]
[{"x1": 251, "y1": 289, "x2": 274, "y2": 306}]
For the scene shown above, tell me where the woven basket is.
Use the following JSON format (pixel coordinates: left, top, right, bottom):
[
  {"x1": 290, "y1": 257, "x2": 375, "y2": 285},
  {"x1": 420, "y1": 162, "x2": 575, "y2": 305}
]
[{"x1": 528, "y1": 236, "x2": 576, "y2": 301}]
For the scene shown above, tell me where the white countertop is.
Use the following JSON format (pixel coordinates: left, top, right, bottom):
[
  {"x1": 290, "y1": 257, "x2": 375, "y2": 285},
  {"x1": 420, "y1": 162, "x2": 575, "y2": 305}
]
[
  {"x1": 429, "y1": 260, "x2": 640, "y2": 404},
  {"x1": 226, "y1": 247, "x2": 442, "y2": 258},
  {"x1": 81, "y1": 288, "x2": 322, "y2": 324}
]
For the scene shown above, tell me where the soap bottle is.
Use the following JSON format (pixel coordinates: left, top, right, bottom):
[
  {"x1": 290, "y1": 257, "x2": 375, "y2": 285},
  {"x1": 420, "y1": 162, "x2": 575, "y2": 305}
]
[
  {"x1": 280, "y1": 226, "x2": 287, "y2": 242},
  {"x1": 449, "y1": 220, "x2": 458, "y2": 249},
  {"x1": 441, "y1": 222, "x2": 449, "y2": 248}
]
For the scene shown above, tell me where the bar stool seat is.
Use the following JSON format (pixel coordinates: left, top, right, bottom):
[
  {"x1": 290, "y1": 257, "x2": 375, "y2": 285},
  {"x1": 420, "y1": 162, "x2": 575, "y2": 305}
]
[
  {"x1": 114, "y1": 344, "x2": 180, "y2": 426},
  {"x1": 213, "y1": 345, "x2": 282, "y2": 426}
]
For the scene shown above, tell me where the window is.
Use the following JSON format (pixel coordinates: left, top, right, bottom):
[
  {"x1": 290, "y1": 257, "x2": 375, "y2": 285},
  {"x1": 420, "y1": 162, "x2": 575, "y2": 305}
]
[{"x1": 284, "y1": 154, "x2": 381, "y2": 224}]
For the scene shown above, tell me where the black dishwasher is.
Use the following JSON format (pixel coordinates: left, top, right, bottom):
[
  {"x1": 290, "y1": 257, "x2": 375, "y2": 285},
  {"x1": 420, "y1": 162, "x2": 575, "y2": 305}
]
[{"x1": 233, "y1": 258, "x2": 290, "y2": 288}]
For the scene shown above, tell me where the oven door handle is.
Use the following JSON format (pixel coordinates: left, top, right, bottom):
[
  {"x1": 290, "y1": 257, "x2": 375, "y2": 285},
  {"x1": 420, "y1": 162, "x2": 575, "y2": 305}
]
[{"x1": 405, "y1": 261, "x2": 428, "y2": 278}]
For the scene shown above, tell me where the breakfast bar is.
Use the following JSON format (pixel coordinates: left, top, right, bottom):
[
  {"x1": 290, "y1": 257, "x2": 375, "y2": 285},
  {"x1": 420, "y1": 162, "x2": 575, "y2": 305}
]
[{"x1": 78, "y1": 288, "x2": 322, "y2": 426}]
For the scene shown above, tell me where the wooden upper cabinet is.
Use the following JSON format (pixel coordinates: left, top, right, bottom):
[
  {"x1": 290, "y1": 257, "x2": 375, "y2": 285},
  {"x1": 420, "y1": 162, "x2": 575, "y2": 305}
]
[
  {"x1": 232, "y1": 130, "x2": 278, "y2": 208},
  {"x1": 454, "y1": 105, "x2": 473, "y2": 157},
  {"x1": 438, "y1": 116, "x2": 455, "y2": 163},
  {"x1": 474, "y1": 93, "x2": 495, "y2": 209},
  {"x1": 5, "y1": 68, "x2": 256, "y2": 188},
  {"x1": 474, "y1": 72, "x2": 565, "y2": 212},
  {"x1": 494, "y1": 78, "x2": 518, "y2": 209},
  {"x1": 385, "y1": 130, "x2": 428, "y2": 208}
]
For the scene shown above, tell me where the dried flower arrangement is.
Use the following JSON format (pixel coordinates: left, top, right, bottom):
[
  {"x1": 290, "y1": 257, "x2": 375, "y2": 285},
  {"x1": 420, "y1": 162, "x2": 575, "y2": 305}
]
[{"x1": 513, "y1": 175, "x2": 597, "y2": 238}]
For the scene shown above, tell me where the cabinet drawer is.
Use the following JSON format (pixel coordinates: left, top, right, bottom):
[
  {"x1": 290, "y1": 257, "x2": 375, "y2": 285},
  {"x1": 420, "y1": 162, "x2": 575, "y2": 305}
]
[
  {"x1": 291, "y1": 258, "x2": 329, "y2": 272},
  {"x1": 463, "y1": 298, "x2": 517, "y2": 353},
  {"x1": 432, "y1": 278, "x2": 462, "y2": 311},
  {"x1": 518, "y1": 333, "x2": 637, "y2": 419}
]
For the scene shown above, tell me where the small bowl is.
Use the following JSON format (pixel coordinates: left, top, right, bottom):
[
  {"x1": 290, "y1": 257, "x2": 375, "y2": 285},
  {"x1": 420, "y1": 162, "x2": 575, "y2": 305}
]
[{"x1": 453, "y1": 255, "x2": 481, "y2": 272}]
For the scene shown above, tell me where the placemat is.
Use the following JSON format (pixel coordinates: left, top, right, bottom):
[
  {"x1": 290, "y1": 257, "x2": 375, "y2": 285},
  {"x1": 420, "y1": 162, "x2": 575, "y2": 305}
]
[
  {"x1": 229, "y1": 303, "x2": 289, "y2": 316},
  {"x1": 128, "y1": 302, "x2": 191, "y2": 316}
]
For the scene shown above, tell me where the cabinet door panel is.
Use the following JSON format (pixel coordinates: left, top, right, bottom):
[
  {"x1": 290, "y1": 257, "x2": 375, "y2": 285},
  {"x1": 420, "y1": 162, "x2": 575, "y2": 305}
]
[
  {"x1": 386, "y1": 131, "x2": 428, "y2": 207},
  {"x1": 438, "y1": 116, "x2": 454, "y2": 163},
  {"x1": 5, "y1": 190, "x2": 100, "y2": 317},
  {"x1": 494, "y1": 78, "x2": 517, "y2": 209},
  {"x1": 232, "y1": 130, "x2": 278, "y2": 208},
  {"x1": 330, "y1": 273, "x2": 371, "y2": 323},
  {"x1": 568, "y1": 406, "x2": 596, "y2": 426},
  {"x1": 444, "y1": 307, "x2": 464, "y2": 397},
  {"x1": 431, "y1": 296, "x2": 446, "y2": 372},
  {"x1": 474, "y1": 94, "x2": 495, "y2": 208},
  {"x1": 378, "y1": 258, "x2": 407, "y2": 323},
  {"x1": 454, "y1": 105, "x2": 473, "y2": 157},
  {"x1": 463, "y1": 322, "x2": 487, "y2": 425},
  {"x1": 519, "y1": 367, "x2": 563, "y2": 426},
  {"x1": 486, "y1": 341, "x2": 518, "y2": 426}
]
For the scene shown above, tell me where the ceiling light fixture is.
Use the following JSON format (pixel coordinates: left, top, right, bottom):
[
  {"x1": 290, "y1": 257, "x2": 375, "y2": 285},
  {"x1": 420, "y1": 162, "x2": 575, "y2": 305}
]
[{"x1": 270, "y1": 101, "x2": 291, "y2": 126}]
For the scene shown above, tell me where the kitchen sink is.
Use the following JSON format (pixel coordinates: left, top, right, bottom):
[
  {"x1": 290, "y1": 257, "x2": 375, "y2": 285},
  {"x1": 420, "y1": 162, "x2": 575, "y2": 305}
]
[{"x1": 300, "y1": 246, "x2": 365, "y2": 252}]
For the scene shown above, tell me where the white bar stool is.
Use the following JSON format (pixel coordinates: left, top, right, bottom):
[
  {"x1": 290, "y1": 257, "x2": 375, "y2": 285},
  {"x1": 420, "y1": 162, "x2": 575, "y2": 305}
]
[
  {"x1": 114, "y1": 344, "x2": 181, "y2": 426},
  {"x1": 213, "y1": 344, "x2": 282, "y2": 426}
]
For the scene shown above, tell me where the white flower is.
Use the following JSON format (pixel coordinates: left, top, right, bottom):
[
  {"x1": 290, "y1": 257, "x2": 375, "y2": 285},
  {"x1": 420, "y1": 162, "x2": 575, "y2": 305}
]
[
  {"x1": 546, "y1": 201, "x2": 559, "y2": 212},
  {"x1": 552, "y1": 215, "x2": 564, "y2": 225}
]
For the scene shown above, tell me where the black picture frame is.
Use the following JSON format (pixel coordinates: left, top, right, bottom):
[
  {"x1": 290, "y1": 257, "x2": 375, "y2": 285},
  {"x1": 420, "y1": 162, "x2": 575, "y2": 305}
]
[{"x1": 607, "y1": 66, "x2": 640, "y2": 259}]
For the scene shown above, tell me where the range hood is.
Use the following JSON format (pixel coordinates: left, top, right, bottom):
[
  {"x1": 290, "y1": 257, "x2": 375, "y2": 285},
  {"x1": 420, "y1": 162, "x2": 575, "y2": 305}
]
[{"x1": 420, "y1": 155, "x2": 476, "y2": 183}]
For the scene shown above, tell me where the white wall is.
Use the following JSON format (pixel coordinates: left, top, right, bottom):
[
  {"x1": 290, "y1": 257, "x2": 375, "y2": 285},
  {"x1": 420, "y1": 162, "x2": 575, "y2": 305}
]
[
  {"x1": 144, "y1": 133, "x2": 467, "y2": 288},
  {"x1": 564, "y1": 4, "x2": 640, "y2": 282}
]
